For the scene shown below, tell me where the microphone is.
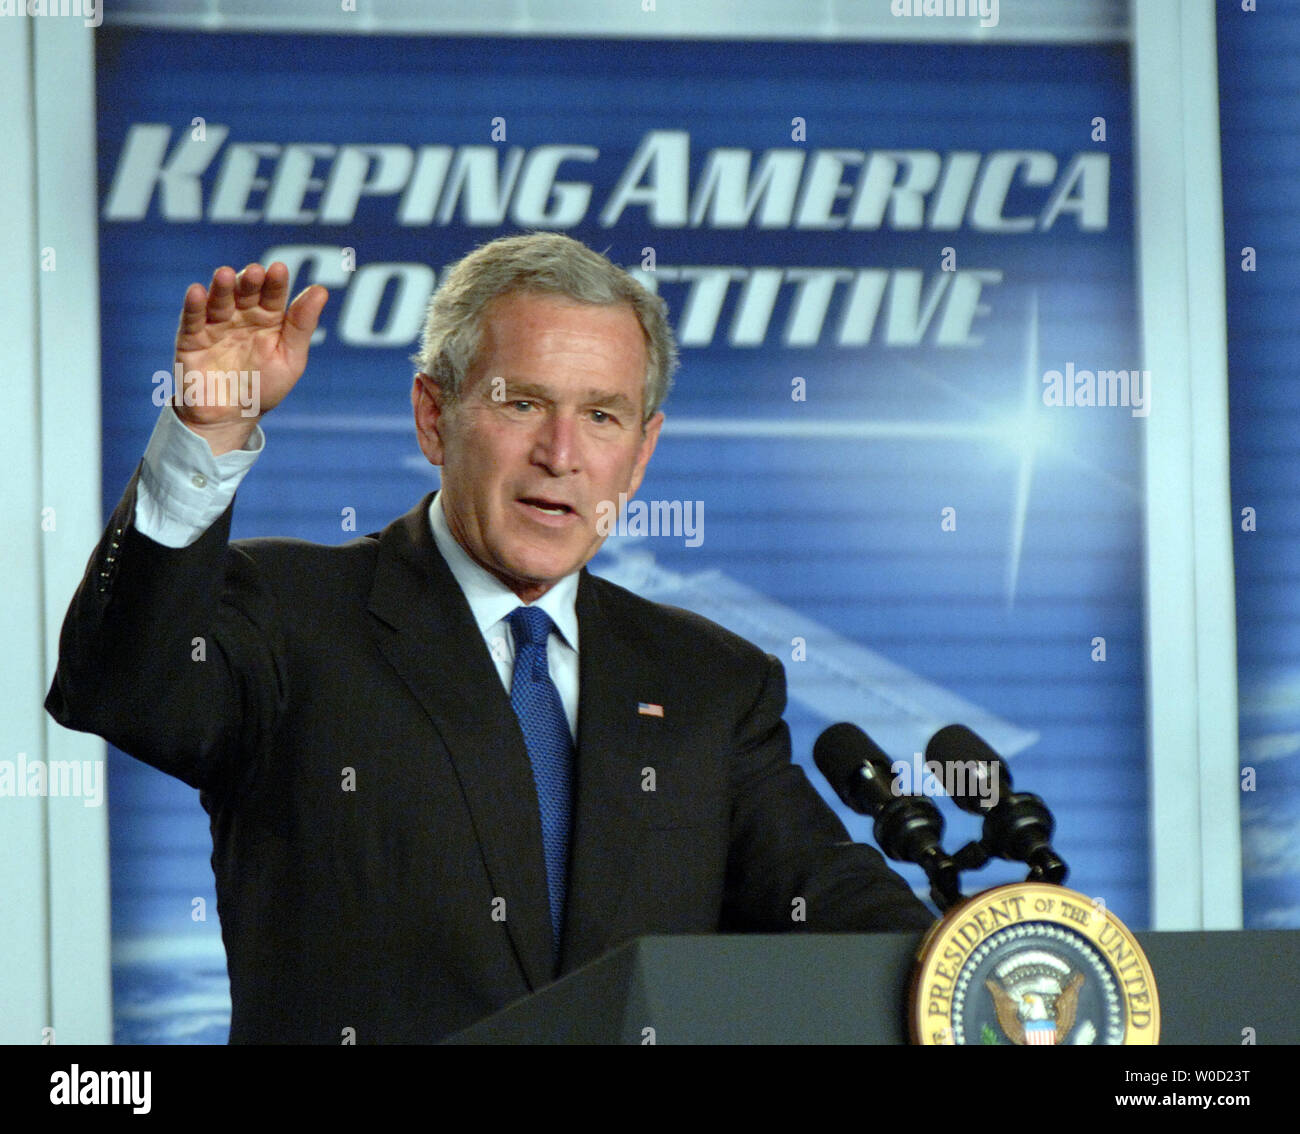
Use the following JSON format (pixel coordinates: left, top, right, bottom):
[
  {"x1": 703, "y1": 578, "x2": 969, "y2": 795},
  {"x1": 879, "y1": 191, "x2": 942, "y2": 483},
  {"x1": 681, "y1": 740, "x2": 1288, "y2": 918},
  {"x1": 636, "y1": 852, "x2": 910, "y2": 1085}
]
[
  {"x1": 924, "y1": 724, "x2": 1068, "y2": 884},
  {"x1": 814, "y1": 722, "x2": 962, "y2": 910},
  {"x1": 813, "y1": 722, "x2": 898, "y2": 817}
]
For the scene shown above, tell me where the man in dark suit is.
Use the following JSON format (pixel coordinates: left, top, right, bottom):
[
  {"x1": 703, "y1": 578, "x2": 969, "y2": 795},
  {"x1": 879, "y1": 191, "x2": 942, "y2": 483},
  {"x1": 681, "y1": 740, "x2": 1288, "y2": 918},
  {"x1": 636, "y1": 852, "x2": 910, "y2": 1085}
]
[{"x1": 46, "y1": 233, "x2": 933, "y2": 1043}]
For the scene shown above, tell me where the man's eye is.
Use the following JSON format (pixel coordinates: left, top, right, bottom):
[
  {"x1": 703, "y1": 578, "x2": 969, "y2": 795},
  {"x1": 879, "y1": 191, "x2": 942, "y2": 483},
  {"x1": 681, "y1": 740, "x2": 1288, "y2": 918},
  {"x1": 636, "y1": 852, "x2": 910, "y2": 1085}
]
[
  {"x1": 590, "y1": 410, "x2": 614, "y2": 424},
  {"x1": 510, "y1": 400, "x2": 535, "y2": 412}
]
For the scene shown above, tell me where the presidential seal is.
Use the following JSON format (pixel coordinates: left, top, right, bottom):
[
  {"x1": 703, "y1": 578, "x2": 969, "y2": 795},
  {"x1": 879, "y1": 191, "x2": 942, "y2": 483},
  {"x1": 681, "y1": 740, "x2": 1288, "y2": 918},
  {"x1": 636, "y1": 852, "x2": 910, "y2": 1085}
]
[{"x1": 910, "y1": 882, "x2": 1158, "y2": 1045}]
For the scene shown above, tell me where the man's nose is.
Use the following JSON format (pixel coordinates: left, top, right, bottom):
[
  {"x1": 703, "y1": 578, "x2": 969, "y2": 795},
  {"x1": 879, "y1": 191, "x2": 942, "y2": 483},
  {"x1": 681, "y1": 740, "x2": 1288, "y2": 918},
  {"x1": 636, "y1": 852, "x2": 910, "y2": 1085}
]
[{"x1": 531, "y1": 409, "x2": 579, "y2": 474}]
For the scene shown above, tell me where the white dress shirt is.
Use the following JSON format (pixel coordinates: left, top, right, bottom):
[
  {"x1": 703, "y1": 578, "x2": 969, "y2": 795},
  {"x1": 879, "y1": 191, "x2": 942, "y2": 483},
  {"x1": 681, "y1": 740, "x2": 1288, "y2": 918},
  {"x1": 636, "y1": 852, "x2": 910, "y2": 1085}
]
[{"x1": 133, "y1": 406, "x2": 580, "y2": 740}]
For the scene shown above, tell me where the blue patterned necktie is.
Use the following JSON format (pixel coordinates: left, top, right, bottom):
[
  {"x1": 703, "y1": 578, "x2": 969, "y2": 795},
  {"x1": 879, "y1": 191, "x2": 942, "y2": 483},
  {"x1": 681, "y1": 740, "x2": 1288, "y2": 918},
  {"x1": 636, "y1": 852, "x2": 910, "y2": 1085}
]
[{"x1": 506, "y1": 605, "x2": 575, "y2": 958}]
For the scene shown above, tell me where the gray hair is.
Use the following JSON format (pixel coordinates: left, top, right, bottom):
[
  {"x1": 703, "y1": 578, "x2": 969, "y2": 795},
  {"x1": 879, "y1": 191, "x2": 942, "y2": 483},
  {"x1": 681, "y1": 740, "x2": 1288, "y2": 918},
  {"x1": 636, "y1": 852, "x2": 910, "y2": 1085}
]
[{"x1": 410, "y1": 232, "x2": 677, "y2": 421}]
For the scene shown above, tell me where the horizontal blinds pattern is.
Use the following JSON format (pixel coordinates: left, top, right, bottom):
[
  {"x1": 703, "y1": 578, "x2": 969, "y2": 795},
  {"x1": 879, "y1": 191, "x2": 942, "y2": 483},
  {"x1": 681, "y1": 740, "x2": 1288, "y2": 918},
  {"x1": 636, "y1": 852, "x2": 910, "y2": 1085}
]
[{"x1": 1217, "y1": 4, "x2": 1300, "y2": 929}]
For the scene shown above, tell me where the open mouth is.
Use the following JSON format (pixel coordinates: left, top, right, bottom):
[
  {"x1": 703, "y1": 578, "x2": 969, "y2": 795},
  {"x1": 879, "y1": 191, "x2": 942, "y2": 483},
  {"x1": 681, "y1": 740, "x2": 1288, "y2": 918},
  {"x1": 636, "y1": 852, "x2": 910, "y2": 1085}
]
[{"x1": 519, "y1": 496, "x2": 577, "y2": 518}]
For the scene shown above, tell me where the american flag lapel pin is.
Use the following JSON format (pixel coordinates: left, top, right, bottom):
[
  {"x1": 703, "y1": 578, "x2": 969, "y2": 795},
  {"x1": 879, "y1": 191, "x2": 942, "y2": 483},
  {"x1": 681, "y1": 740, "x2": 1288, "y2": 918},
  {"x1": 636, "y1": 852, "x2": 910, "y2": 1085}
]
[{"x1": 637, "y1": 702, "x2": 664, "y2": 718}]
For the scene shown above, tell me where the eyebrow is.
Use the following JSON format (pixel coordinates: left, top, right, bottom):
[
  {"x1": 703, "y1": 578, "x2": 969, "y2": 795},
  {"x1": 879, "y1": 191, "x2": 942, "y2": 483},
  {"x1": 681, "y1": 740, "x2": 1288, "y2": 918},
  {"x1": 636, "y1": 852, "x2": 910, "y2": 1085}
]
[{"x1": 492, "y1": 381, "x2": 640, "y2": 415}]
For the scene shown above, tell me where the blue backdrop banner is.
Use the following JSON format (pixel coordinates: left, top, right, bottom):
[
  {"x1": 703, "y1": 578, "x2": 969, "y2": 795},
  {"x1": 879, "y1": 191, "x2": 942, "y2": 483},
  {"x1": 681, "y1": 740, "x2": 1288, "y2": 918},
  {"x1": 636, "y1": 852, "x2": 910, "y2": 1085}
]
[{"x1": 96, "y1": 28, "x2": 1142, "y2": 1042}]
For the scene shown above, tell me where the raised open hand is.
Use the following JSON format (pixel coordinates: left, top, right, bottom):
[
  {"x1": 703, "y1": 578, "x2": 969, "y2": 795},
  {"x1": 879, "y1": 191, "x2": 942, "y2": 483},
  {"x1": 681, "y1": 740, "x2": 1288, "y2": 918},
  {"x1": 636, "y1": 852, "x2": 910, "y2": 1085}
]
[{"x1": 173, "y1": 261, "x2": 328, "y2": 454}]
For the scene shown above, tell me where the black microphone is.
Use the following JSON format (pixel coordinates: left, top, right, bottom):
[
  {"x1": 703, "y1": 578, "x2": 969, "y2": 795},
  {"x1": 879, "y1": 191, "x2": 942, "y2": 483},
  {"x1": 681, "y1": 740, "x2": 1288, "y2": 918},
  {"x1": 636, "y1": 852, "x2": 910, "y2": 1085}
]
[
  {"x1": 813, "y1": 722, "x2": 898, "y2": 817},
  {"x1": 814, "y1": 722, "x2": 962, "y2": 910},
  {"x1": 925, "y1": 724, "x2": 1068, "y2": 884}
]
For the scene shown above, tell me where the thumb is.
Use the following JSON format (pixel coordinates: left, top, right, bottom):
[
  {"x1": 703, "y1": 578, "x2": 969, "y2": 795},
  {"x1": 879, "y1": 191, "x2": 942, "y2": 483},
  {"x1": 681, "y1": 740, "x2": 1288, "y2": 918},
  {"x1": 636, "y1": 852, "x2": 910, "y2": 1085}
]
[{"x1": 280, "y1": 284, "x2": 329, "y2": 360}]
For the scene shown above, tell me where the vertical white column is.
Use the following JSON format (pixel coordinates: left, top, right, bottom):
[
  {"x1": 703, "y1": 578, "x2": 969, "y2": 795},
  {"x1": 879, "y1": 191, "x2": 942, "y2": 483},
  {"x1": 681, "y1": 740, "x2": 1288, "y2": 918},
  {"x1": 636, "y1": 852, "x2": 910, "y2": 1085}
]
[
  {"x1": 37, "y1": 11, "x2": 113, "y2": 1041},
  {"x1": 1134, "y1": 0, "x2": 1241, "y2": 929},
  {"x1": 1179, "y1": 1, "x2": 1242, "y2": 929},
  {"x1": 0, "y1": 14, "x2": 54, "y2": 1045}
]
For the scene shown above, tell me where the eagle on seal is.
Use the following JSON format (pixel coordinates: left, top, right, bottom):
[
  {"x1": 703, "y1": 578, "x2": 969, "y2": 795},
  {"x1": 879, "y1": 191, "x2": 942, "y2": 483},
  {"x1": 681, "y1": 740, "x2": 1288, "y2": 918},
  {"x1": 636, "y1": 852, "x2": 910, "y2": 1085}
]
[{"x1": 986, "y1": 971, "x2": 1084, "y2": 1045}]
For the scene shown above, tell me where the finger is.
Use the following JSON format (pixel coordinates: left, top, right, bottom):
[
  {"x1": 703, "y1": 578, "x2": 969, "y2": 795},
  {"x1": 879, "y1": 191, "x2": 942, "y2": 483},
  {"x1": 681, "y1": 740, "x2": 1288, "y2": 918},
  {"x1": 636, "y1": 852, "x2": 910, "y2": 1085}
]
[
  {"x1": 232, "y1": 262, "x2": 266, "y2": 311},
  {"x1": 280, "y1": 284, "x2": 329, "y2": 359},
  {"x1": 204, "y1": 266, "x2": 238, "y2": 324},
  {"x1": 257, "y1": 261, "x2": 290, "y2": 315},
  {"x1": 177, "y1": 282, "x2": 210, "y2": 337}
]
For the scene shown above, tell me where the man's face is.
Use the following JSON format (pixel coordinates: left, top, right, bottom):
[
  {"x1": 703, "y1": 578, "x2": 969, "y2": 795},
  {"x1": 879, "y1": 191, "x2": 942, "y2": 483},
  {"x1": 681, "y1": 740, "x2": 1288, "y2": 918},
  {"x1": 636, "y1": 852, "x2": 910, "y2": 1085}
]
[{"x1": 413, "y1": 291, "x2": 663, "y2": 603}]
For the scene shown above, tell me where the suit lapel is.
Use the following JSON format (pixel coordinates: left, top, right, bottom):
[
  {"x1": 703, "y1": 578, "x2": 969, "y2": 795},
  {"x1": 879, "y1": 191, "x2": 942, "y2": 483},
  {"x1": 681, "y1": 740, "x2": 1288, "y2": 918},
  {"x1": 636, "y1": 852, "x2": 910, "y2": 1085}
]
[
  {"x1": 561, "y1": 572, "x2": 662, "y2": 972},
  {"x1": 364, "y1": 495, "x2": 554, "y2": 991}
]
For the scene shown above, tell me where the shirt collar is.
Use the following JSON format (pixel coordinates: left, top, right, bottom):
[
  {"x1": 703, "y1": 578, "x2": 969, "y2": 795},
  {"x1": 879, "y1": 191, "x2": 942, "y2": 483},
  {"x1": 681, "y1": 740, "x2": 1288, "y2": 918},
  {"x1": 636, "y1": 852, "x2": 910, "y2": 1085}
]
[{"x1": 428, "y1": 491, "x2": 580, "y2": 652}]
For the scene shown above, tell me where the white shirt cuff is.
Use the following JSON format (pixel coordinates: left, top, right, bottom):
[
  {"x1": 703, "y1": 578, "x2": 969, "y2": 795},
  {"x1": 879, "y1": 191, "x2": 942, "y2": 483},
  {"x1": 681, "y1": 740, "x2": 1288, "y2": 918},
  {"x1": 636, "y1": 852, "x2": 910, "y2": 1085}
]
[{"x1": 134, "y1": 406, "x2": 264, "y2": 548}]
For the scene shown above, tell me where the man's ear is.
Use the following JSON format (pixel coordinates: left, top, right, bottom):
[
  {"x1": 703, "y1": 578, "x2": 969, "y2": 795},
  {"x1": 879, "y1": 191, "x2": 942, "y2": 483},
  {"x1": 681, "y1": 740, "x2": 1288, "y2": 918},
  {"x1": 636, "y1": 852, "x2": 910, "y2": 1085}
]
[
  {"x1": 625, "y1": 411, "x2": 664, "y2": 501},
  {"x1": 412, "y1": 372, "x2": 449, "y2": 466}
]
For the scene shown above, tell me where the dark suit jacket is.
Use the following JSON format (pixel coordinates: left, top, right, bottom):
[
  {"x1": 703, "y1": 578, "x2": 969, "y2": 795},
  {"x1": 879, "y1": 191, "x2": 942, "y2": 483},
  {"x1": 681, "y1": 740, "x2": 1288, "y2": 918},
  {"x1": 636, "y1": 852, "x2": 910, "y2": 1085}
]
[{"x1": 46, "y1": 473, "x2": 933, "y2": 1043}]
